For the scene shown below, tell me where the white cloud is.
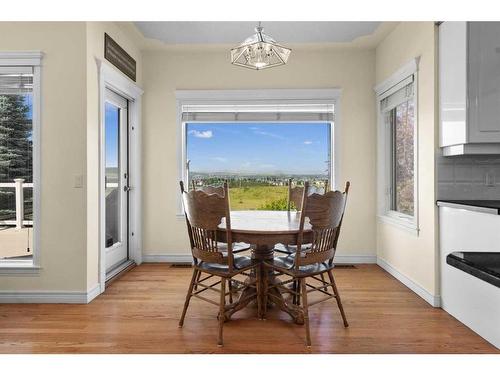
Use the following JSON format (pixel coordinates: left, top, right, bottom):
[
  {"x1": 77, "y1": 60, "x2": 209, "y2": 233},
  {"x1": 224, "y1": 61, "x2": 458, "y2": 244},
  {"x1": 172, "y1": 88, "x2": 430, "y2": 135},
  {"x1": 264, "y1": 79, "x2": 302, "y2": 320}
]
[
  {"x1": 303, "y1": 140, "x2": 313, "y2": 145},
  {"x1": 188, "y1": 130, "x2": 213, "y2": 138},
  {"x1": 212, "y1": 157, "x2": 228, "y2": 163},
  {"x1": 253, "y1": 130, "x2": 286, "y2": 140},
  {"x1": 259, "y1": 164, "x2": 275, "y2": 169}
]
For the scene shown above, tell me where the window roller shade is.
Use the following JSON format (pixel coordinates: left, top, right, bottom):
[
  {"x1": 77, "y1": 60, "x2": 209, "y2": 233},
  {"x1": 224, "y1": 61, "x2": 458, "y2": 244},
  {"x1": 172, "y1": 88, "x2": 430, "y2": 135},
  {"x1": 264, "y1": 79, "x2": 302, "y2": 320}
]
[
  {"x1": 0, "y1": 67, "x2": 34, "y2": 95},
  {"x1": 181, "y1": 103, "x2": 334, "y2": 122},
  {"x1": 379, "y1": 75, "x2": 414, "y2": 113}
]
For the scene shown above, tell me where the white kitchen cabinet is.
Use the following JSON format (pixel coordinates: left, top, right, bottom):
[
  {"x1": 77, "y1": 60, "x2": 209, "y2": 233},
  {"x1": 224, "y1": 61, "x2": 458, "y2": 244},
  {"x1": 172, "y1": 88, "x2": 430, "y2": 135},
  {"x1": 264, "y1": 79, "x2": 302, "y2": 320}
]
[
  {"x1": 439, "y1": 22, "x2": 500, "y2": 156},
  {"x1": 438, "y1": 205, "x2": 500, "y2": 349},
  {"x1": 468, "y1": 23, "x2": 500, "y2": 142}
]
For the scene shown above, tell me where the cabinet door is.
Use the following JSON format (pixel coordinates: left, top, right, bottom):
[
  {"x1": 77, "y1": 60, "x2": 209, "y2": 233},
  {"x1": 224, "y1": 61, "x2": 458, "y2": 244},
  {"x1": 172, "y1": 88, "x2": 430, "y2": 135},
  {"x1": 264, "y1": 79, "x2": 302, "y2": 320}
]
[
  {"x1": 468, "y1": 22, "x2": 500, "y2": 142},
  {"x1": 439, "y1": 22, "x2": 468, "y2": 147}
]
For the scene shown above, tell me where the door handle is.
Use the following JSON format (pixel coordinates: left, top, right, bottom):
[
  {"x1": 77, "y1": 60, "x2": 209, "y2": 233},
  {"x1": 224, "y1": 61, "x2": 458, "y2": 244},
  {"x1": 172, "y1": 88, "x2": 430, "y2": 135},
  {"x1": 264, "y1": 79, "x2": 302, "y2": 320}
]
[{"x1": 124, "y1": 186, "x2": 131, "y2": 192}]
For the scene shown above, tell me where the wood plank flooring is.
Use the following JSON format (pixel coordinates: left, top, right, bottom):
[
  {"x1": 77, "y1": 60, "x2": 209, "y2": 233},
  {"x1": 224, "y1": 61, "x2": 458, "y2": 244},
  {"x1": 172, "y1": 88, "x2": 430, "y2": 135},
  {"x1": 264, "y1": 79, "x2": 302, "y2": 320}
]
[{"x1": 0, "y1": 264, "x2": 497, "y2": 353}]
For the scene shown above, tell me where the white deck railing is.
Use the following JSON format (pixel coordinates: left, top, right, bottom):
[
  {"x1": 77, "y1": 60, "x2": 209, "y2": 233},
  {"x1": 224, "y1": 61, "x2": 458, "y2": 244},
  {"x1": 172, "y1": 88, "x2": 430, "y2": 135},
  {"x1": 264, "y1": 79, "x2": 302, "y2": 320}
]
[{"x1": 0, "y1": 179, "x2": 33, "y2": 229}]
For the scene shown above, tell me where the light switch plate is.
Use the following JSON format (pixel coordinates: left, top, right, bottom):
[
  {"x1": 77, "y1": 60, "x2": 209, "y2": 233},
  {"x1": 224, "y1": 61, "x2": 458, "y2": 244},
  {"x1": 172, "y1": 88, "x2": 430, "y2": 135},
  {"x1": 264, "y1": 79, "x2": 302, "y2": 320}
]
[
  {"x1": 74, "y1": 174, "x2": 84, "y2": 188},
  {"x1": 485, "y1": 171, "x2": 495, "y2": 187}
]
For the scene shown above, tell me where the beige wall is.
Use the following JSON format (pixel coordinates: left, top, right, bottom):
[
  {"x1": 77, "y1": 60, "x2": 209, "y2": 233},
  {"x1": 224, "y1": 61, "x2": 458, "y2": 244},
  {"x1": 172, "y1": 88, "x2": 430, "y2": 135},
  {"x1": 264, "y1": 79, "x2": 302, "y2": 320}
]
[
  {"x1": 1, "y1": 22, "x2": 437, "y2": 298},
  {"x1": 142, "y1": 46, "x2": 377, "y2": 258},
  {"x1": 375, "y1": 22, "x2": 438, "y2": 295},
  {"x1": 85, "y1": 22, "x2": 143, "y2": 290},
  {"x1": 0, "y1": 22, "x2": 88, "y2": 291},
  {"x1": 0, "y1": 22, "x2": 142, "y2": 293}
]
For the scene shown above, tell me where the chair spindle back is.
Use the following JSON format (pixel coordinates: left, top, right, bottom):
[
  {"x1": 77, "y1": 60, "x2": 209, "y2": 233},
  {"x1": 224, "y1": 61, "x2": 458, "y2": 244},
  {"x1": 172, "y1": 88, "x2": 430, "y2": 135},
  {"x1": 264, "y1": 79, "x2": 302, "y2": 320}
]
[
  {"x1": 191, "y1": 180, "x2": 226, "y2": 197},
  {"x1": 287, "y1": 178, "x2": 330, "y2": 211},
  {"x1": 180, "y1": 181, "x2": 234, "y2": 271},
  {"x1": 288, "y1": 178, "x2": 304, "y2": 211},
  {"x1": 295, "y1": 181, "x2": 350, "y2": 267}
]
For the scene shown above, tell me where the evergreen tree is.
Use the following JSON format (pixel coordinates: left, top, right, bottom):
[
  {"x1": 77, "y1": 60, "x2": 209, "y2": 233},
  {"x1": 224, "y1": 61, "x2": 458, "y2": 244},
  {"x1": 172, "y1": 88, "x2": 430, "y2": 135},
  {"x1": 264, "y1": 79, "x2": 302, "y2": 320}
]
[
  {"x1": 0, "y1": 94, "x2": 32, "y2": 181},
  {"x1": 0, "y1": 94, "x2": 32, "y2": 220}
]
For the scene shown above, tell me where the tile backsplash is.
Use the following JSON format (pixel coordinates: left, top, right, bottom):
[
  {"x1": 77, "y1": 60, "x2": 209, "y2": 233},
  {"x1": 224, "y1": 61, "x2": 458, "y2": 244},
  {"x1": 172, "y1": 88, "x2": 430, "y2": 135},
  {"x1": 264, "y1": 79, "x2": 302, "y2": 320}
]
[{"x1": 437, "y1": 153, "x2": 500, "y2": 200}]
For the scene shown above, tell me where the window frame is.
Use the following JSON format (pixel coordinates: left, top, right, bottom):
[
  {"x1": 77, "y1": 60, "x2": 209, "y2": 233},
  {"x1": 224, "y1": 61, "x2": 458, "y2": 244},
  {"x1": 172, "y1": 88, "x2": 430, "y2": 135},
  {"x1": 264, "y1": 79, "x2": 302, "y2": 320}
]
[
  {"x1": 375, "y1": 58, "x2": 419, "y2": 235},
  {"x1": 0, "y1": 51, "x2": 43, "y2": 272},
  {"x1": 175, "y1": 89, "x2": 341, "y2": 217}
]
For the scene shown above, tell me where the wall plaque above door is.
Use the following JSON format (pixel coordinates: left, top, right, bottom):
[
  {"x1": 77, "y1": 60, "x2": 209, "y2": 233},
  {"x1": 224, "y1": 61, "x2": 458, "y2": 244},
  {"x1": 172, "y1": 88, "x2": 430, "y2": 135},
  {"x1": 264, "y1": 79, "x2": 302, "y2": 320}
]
[{"x1": 104, "y1": 33, "x2": 136, "y2": 82}]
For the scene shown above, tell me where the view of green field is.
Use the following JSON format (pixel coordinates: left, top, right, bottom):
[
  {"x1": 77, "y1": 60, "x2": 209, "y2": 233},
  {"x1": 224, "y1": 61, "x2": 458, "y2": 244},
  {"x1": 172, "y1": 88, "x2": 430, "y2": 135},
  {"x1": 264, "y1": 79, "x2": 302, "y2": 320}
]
[
  {"x1": 191, "y1": 176, "x2": 328, "y2": 211},
  {"x1": 229, "y1": 185, "x2": 288, "y2": 210}
]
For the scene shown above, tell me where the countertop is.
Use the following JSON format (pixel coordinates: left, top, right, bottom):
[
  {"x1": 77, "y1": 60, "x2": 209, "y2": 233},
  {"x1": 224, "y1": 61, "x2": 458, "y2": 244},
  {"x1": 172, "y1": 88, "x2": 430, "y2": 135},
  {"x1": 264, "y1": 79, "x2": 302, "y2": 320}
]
[
  {"x1": 447, "y1": 252, "x2": 500, "y2": 288},
  {"x1": 437, "y1": 200, "x2": 500, "y2": 215}
]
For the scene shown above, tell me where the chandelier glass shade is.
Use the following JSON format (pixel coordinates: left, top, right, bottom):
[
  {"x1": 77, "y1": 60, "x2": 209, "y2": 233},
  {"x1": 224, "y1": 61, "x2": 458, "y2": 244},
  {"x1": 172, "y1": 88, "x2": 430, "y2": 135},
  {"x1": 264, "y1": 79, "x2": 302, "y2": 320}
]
[{"x1": 231, "y1": 24, "x2": 291, "y2": 70}]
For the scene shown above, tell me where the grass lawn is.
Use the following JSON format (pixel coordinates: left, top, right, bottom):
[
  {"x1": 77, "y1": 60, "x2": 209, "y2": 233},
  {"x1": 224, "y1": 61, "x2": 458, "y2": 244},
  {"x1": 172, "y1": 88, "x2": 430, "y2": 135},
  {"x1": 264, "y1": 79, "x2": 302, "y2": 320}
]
[{"x1": 229, "y1": 186, "x2": 288, "y2": 210}]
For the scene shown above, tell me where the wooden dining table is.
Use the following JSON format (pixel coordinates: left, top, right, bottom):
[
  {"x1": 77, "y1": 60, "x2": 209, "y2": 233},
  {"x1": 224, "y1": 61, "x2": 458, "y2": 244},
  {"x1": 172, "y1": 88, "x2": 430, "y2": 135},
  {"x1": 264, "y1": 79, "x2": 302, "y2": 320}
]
[{"x1": 217, "y1": 210, "x2": 313, "y2": 324}]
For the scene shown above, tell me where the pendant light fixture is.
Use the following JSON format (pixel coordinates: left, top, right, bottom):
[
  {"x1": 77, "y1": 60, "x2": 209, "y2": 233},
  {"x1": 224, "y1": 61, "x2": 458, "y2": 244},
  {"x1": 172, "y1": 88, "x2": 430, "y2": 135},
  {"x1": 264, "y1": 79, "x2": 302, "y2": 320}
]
[{"x1": 231, "y1": 22, "x2": 291, "y2": 70}]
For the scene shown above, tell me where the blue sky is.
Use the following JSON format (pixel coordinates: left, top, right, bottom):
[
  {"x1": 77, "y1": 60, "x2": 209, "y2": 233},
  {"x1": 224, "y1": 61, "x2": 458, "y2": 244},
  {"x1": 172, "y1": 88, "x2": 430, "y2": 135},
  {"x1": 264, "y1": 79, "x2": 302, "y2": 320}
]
[
  {"x1": 187, "y1": 123, "x2": 330, "y2": 175},
  {"x1": 20, "y1": 95, "x2": 33, "y2": 142},
  {"x1": 23, "y1": 94, "x2": 33, "y2": 119},
  {"x1": 105, "y1": 103, "x2": 119, "y2": 168}
]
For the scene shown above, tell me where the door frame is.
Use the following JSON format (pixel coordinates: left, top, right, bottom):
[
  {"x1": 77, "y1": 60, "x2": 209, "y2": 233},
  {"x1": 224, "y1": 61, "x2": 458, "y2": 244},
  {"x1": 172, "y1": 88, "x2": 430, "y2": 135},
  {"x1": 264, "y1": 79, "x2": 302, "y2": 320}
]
[{"x1": 97, "y1": 59, "x2": 143, "y2": 293}]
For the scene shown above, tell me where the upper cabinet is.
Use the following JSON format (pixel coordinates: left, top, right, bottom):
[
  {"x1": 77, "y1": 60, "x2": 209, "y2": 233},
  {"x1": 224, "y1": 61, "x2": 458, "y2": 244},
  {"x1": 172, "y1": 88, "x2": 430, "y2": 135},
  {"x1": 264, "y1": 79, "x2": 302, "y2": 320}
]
[{"x1": 439, "y1": 22, "x2": 500, "y2": 156}]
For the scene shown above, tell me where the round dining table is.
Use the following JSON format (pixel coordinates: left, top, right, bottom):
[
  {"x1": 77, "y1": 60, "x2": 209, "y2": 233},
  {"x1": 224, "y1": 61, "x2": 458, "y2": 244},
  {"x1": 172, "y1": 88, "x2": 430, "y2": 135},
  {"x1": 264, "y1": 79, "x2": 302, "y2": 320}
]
[{"x1": 217, "y1": 210, "x2": 312, "y2": 324}]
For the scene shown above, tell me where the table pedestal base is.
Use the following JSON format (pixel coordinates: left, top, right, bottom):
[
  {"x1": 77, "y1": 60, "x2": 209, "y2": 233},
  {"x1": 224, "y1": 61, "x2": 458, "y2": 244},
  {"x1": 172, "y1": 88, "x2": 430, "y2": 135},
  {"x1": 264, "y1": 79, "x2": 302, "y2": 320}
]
[{"x1": 224, "y1": 244, "x2": 304, "y2": 324}]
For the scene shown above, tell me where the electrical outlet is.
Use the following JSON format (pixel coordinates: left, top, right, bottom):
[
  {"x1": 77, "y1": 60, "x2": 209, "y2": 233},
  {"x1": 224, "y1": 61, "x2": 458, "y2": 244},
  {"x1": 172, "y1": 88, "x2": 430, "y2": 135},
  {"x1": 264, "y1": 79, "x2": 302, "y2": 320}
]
[{"x1": 485, "y1": 171, "x2": 495, "y2": 187}]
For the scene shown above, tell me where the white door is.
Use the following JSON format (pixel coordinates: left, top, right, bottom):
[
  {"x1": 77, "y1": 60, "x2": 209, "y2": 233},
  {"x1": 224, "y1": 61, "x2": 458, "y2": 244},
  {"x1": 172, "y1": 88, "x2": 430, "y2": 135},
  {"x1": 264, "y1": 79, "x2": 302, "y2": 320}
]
[{"x1": 104, "y1": 88, "x2": 129, "y2": 273}]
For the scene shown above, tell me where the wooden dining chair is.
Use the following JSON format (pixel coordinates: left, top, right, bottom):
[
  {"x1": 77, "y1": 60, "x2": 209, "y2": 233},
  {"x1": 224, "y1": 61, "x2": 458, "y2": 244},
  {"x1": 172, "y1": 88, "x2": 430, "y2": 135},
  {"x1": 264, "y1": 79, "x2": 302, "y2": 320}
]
[
  {"x1": 190, "y1": 180, "x2": 250, "y2": 254},
  {"x1": 274, "y1": 178, "x2": 329, "y2": 255},
  {"x1": 263, "y1": 181, "x2": 350, "y2": 347},
  {"x1": 287, "y1": 178, "x2": 329, "y2": 211},
  {"x1": 191, "y1": 180, "x2": 225, "y2": 196},
  {"x1": 179, "y1": 181, "x2": 260, "y2": 347}
]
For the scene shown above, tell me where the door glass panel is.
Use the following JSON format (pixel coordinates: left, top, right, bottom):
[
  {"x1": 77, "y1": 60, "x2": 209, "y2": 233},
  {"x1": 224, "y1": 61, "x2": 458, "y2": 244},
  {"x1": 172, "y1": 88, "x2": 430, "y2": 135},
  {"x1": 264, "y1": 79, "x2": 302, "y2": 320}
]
[{"x1": 105, "y1": 102, "x2": 121, "y2": 248}]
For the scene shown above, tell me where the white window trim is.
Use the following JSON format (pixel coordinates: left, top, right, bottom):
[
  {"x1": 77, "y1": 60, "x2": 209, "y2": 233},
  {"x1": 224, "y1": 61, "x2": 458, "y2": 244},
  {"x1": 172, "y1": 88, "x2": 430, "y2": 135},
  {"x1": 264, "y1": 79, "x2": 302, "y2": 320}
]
[
  {"x1": 97, "y1": 59, "x2": 144, "y2": 293},
  {"x1": 175, "y1": 88, "x2": 342, "y2": 218},
  {"x1": 0, "y1": 51, "x2": 43, "y2": 273},
  {"x1": 375, "y1": 58, "x2": 420, "y2": 236}
]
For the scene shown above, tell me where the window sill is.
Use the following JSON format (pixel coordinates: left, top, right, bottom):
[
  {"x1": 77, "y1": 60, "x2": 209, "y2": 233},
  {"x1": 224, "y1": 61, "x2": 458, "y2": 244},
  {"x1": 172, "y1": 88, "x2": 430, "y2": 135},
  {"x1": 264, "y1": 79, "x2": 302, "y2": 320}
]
[
  {"x1": 377, "y1": 214, "x2": 419, "y2": 236},
  {"x1": 0, "y1": 261, "x2": 40, "y2": 275}
]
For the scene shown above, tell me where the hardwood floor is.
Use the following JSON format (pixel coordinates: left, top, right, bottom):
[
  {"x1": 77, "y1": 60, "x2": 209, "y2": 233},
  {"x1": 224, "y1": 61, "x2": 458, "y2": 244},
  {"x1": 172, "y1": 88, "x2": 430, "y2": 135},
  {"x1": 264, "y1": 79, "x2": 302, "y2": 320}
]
[{"x1": 0, "y1": 263, "x2": 497, "y2": 353}]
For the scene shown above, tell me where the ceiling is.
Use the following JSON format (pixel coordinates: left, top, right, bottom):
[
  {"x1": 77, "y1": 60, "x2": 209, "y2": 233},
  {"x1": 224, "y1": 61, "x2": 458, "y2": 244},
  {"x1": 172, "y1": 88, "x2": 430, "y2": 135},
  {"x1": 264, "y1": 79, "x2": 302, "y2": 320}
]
[{"x1": 134, "y1": 22, "x2": 382, "y2": 45}]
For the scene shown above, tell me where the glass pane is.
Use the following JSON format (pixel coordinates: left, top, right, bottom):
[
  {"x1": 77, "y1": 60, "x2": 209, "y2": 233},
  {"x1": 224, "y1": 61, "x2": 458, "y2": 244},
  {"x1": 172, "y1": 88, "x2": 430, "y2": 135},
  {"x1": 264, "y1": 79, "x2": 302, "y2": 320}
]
[
  {"x1": 0, "y1": 187, "x2": 16, "y2": 222},
  {"x1": 393, "y1": 101, "x2": 414, "y2": 216},
  {"x1": 0, "y1": 92, "x2": 33, "y2": 261},
  {"x1": 105, "y1": 102, "x2": 121, "y2": 247},
  {"x1": 23, "y1": 186, "x2": 33, "y2": 221},
  {"x1": 186, "y1": 122, "x2": 330, "y2": 211}
]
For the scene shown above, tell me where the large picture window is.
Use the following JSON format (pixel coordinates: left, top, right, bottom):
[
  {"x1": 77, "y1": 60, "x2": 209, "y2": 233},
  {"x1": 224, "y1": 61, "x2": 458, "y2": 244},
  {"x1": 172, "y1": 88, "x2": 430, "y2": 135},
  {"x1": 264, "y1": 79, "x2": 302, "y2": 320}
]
[
  {"x1": 0, "y1": 53, "x2": 41, "y2": 269},
  {"x1": 186, "y1": 122, "x2": 331, "y2": 210},
  {"x1": 176, "y1": 90, "x2": 340, "y2": 214}
]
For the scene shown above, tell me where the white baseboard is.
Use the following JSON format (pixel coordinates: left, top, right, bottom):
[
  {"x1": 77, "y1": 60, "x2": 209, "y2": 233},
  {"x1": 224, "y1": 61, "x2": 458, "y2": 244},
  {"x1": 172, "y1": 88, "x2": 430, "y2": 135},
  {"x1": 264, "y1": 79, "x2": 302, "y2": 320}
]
[
  {"x1": 142, "y1": 253, "x2": 377, "y2": 264},
  {"x1": 0, "y1": 284, "x2": 102, "y2": 304},
  {"x1": 377, "y1": 257, "x2": 441, "y2": 307},
  {"x1": 86, "y1": 284, "x2": 101, "y2": 303},
  {"x1": 143, "y1": 254, "x2": 193, "y2": 263},
  {"x1": 335, "y1": 255, "x2": 377, "y2": 264}
]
